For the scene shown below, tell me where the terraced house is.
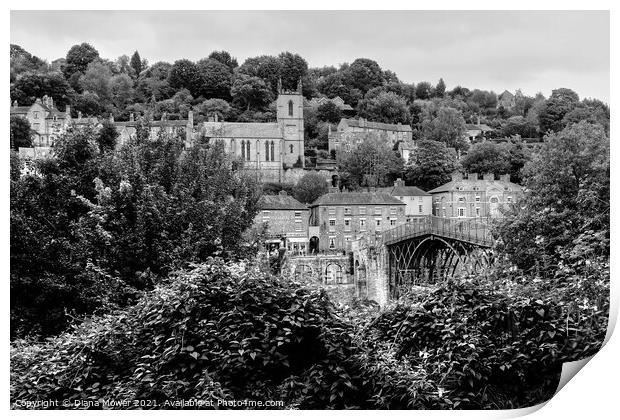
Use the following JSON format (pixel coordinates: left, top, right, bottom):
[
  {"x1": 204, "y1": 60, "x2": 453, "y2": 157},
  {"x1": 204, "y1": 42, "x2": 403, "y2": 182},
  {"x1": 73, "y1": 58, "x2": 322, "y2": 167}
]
[
  {"x1": 254, "y1": 191, "x2": 310, "y2": 254},
  {"x1": 309, "y1": 191, "x2": 406, "y2": 252}
]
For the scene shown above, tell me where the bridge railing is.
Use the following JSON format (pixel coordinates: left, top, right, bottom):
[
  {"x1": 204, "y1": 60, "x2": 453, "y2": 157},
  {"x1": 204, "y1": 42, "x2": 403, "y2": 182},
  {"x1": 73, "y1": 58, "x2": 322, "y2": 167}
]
[{"x1": 379, "y1": 216, "x2": 493, "y2": 247}]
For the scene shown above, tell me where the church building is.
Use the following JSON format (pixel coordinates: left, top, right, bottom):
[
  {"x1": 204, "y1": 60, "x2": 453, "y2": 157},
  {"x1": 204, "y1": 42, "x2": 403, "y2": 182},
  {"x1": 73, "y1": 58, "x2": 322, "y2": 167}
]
[{"x1": 199, "y1": 79, "x2": 305, "y2": 183}]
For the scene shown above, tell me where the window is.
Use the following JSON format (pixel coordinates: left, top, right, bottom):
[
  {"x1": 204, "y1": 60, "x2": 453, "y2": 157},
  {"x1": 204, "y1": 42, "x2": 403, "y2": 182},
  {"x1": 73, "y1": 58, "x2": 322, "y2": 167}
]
[
  {"x1": 270, "y1": 141, "x2": 275, "y2": 161},
  {"x1": 265, "y1": 142, "x2": 270, "y2": 161},
  {"x1": 390, "y1": 219, "x2": 397, "y2": 226},
  {"x1": 475, "y1": 195, "x2": 481, "y2": 202},
  {"x1": 458, "y1": 197, "x2": 466, "y2": 203},
  {"x1": 374, "y1": 207, "x2": 382, "y2": 216},
  {"x1": 375, "y1": 219, "x2": 381, "y2": 226},
  {"x1": 457, "y1": 208, "x2": 466, "y2": 217},
  {"x1": 295, "y1": 221, "x2": 302, "y2": 231},
  {"x1": 33, "y1": 112, "x2": 39, "y2": 119},
  {"x1": 294, "y1": 211, "x2": 302, "y2": 218},
  {"x1": 475, "y1": 207, "x2": 481, "y2": 217},
  {"x1": 262, "y1": 211, "x2": 270, "y2": 222},
  {"x1": 344, "y1": 207, "x2": 351, "y2": 215},
  {"x1": 329, "y1": 219, "x2": 336, "y2": 232},
  {"x1": 328, "y1": 237, "x2": 336, "y2": 249},
  {"x1": 344, "y1": 236, "x2": 351, "y2": 244},
  {"x1": 490, "y1": 197, "x2": 499, "y2": 204},
  {"x1": 246, "y1": 141, "x2": 251, "y2": 161},
  {"x1": 359, "y1": 218, "x2": 366, "y2": 231},
  {"x1": 289, "y1": 144, "x2": 294, "y2": 154},
  {"x1": 359, "y1": 207, "x2": 366, "y2": 215},
  {"x1": 418, "y1": 196, "x2": 423, "y2": 202},
  {"x1": 288, "y1": 100, "x2": 294, "y2": 116},
  {"x1": 507, "y1": 196, "x2": 513, "y2": 203},
  {"x1": 390, "y1": 207, "x2": 397, "y2": 215},
  {"x1": 33, "y1": 123, "x2": 40, "y2": 130},
  {"x1": 418, "y1": 205, "x2": 423, "y2": 213},
  {"x1": 344, "y1": 219, "x2": 351, "y2": 231},
  {"x1": 328, "y1": 207, "x2": 336, "y2": 215}
]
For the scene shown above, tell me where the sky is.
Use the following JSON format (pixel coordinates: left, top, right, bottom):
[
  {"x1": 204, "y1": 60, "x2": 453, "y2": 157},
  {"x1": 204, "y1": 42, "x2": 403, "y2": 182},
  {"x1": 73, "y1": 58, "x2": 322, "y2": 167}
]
[{"x1": 10, "y1": 10, "x2": 610, "y2": 103}]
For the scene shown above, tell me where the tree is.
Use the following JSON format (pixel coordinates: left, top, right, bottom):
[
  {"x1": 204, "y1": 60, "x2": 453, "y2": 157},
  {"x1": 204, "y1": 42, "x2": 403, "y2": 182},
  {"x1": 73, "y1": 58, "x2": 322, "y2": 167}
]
[
  {"x1": 79, "y1": 60, "x2": 113, "y2": 101},
  {"x1": 10, "y1": 72, "x2": 73, "y2": 109},
  {"x1": 168, "y1": 59, "x2": 200, "y2": 96},
  {"x1": 337, "y1": 132, "x2": 404, "y2": 188},
  {"x1": 415, "y1": 81, "x2": 433, "y2": 100},
  {"x1": 460, "y1": 141, "x2": 511, "y2": 175},
  {"x1": 238, "y1": 55, "x2": 282, "y2": 93},
  {"x1": 10, "y1": 115, "x2": 32, "y2": 150},
  {"x1": 538, "y1": 88, "x2": 579, "y2": 133},
  {"x1": 293, "y1": 172, "x2": 329, "y2": 204},
  {"x1": 130, "y1": 51, "x2": 144, "y2": 77},
  {"x1": 231, "y1": 74, "x2": 273, "y2": 111},
  {"x1": 72, "y1": 91, "x2": 106, "y2": 117},
  {"x1": 468, "y1": 89, "x2": 497, "y2": 111},
  {"x1": 195, "y1": 58, "x2": 233, "y2": 100},
  {"x1": 500, "y1": 116, "x2": 538, "y2": 138},
  {"x1": 423, "y1": 107, "x2": 468, "y2": 152},
  {"x1": 433, "y1": 78, "x2": 446, "y2": 98},
  {"x1": 10, "y1": 44, "x2": 48, "y2": 80},
  {"x1": 278, "y1": 52, "x2": 308, "y2": 91},
  {"x1": 316, "y1": 101, "x2": 342, "y2": 123},
  {"x1": 496, "y1": 121, "x2": 609, "y2": 271},
  {"x1": 96, "y1": 120, "x2": 119, "y2": 153},
  {"x1": 343, "y1": 58, "x2": 384, "y2": 95},
  {"x1": 63, "y1": 43, "x2": 100, "y2": 79},
  {"x1": 136, "y1": 61, "x2": 174, "y2": 101},
  {"x1": 208, "y1": 50, "x2": 238, "y2": 71},
  {"x1": 109, "y1": 73, "x2": 134, "y2": 109},
  {"x1": 404, "y1": 139, "x2": 459, "y2": 191},
  {"x1": 562, "y1": 98, "x2": 609, "y2": 134},
  {"x1": 358, "y1": 91, "x2": 410, "y2": 124},
  {"x1": 194, "y1": 98, "x2": 232, "y2": 120}
]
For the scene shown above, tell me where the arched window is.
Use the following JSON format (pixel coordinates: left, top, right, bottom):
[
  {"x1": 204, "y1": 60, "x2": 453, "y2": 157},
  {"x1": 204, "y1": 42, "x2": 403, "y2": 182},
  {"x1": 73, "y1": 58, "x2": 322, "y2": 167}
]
[
  {"x1": 288, "y1": 100, "x2": 294, "y2": 116},
  {"x1": 241, "y1": 140, "x2": 245, "y2": 160},
  {"x1": 246, "y1": 141, "x2": 251, "y2": 161},
  {"x1": 265, "y1": 141, "x2": 270, "y2": 161},
  {"x1": 270, "y1": 141, "x2": 275, "y2": 161},
  {"x1": 289, "y1": 144, "x2": 294, "y2": 154}
]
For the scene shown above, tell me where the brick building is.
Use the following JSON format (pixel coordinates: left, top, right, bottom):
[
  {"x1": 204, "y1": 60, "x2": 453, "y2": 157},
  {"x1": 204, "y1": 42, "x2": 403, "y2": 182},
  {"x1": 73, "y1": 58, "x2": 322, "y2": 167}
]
[
  {"x1": 428, "y1": 172, "x2": 523, "y2": 218},
  {"x1": 309, "y1": 191, "x2": 406, "y2": 251},
  {"x1": 254, "y1": 191, "x2": 310, "y2": 254}
]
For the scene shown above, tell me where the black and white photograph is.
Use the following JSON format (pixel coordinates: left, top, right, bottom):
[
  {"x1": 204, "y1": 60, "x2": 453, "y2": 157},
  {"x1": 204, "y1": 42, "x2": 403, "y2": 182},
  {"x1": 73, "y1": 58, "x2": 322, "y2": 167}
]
[{"x1": 7, "y1": 3, "x2": 614, "y2": 413}]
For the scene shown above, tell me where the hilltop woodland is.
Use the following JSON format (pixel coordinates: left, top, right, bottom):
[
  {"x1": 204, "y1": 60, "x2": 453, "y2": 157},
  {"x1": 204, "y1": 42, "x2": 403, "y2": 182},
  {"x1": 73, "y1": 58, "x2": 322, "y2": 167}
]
[{"x1": 10, "y1": 44, "x2": 610, "y2": 409}]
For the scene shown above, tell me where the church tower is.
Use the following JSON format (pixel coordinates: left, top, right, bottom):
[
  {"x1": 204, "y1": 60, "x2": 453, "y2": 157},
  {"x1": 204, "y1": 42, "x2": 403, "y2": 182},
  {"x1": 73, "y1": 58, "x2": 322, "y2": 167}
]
[{"x1": 277, "y1": 78, "x2": 304, "y2": 167}]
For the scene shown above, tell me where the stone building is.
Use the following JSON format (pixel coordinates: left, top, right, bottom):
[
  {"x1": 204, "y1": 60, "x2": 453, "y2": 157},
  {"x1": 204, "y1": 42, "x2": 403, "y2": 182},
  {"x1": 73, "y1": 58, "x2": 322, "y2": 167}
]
[
  {"x1": 309, "y1": 191, "x2": 406, "y2": 252},
  {"x1": 10, "y1": 96, "x2": 69, "y2": 146},
  {"x1": 497, "y1": 90, "x2": 516, "y2": 110},
  {"x1": 306, "y1": 96, "x2": 355, "y2": 114},
  {"x1": 378, "y1": 178, "x2": 432, "y2": 219},
  {"x1": 428, "y1": 172, "x2": 523, "y2": 218},
  {"x1": 199, "y1": 79, "x2": 305, "y2": 183},
  {"x1": 255, "y1": 191, "x2": 310, "y2": 254},
  {"x1": 328, "y1": 117, "x2": 413, "y2": 155},
  {"x1": 114, "y1": 112, "x2": 194, "y2": 147}
]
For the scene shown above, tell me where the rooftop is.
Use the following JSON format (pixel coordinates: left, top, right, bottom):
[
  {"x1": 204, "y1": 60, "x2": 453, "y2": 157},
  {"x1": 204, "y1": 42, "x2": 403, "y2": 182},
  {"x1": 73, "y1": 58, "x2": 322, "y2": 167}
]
[
  {"x1": 378, "y1": 185, "x2": 431, "y2": 197},
  {"x1": 201, "y1": 122, "x2": 281, "y2": 138},
  {"x1": 341, "y1": 118, "x2": 412, "y2": 132},
  {"x1": 259, "y1": 192, "x2": 308, "y2": 211},
  {"x1": 428, "y1": 174, "x2": 523, "y2": 194},
  {"x1": 310, "y1": 191, "x2": 407, "y2": 207}
]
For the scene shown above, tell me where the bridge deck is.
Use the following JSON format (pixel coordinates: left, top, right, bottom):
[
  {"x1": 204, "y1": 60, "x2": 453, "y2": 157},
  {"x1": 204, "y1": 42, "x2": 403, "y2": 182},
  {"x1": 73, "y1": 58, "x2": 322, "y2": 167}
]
[{"x1": 380, "y1": 216, "x2": 494, "y2": 247}]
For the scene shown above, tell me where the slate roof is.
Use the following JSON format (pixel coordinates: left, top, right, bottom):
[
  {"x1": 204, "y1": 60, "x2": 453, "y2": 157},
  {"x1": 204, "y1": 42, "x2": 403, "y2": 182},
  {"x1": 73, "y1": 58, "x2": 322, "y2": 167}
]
[
  {"x1": 341, "y1": 118, "x2": 412, "y2": 132},
  {"x1": 259, "y1": 194, "x2": 308, "y2": 211},
  {"x1": 201, "y1": 122, "x2": 282, "y2": 138},
  {"x1": 113, "y1": 120, "x2": 189, "y2": 128},
  {"x1": 310, "y1": 192, "x2": 406, "y2": 207},
  {"x1": 428, "y1": 178, "x2": 523, "y2": 194},
  {"x1": 378, "y1": 185, "x2": 431, "y2": 197},
  {"x1": 465, "y1": 124, "x2": 494, "y2": 131},
  {"x1": 10, "y1": 106, "x2": 30, "y2": 115}
]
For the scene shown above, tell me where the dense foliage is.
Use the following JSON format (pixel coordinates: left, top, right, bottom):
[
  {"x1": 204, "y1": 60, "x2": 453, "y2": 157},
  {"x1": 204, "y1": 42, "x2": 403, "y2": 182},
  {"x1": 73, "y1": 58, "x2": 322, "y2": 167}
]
[{"x1": 10, "y1": 124, "x2": 261, "y2": 338}]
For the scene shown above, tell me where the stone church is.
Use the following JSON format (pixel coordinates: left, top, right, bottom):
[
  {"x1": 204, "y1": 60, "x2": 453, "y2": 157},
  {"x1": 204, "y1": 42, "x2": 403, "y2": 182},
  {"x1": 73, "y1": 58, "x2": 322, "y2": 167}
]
[{"x1": 199, "y1": 79, "x2": 306, "y2": 183}]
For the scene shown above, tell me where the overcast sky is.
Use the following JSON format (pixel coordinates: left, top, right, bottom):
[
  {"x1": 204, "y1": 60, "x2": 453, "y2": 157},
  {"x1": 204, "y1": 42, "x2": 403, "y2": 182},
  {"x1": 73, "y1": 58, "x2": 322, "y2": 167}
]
[{"x1": 10, "y1": 10, "x2": 610, "y2": 103}]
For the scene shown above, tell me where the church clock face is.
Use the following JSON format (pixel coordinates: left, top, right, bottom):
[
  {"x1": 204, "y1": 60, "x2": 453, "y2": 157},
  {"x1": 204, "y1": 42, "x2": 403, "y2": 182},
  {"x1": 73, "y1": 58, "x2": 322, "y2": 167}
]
[{"x1": 286, "y1": 125, "x2": 296, "y2": 136}]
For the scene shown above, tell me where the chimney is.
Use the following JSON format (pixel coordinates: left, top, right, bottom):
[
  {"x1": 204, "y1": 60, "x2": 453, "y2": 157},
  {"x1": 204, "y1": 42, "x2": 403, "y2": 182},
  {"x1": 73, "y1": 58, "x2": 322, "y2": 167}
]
[
  {"x1": 394, "y1": 177, "x2": 404, "y2": 187},
  {"x1": 207, "y1": 115, "x2": 215, "y2": 123},
  {"x1": 278, "y1": 190, "x2": 288, "y2": 196},
  {"x1": 65, "y1": 105, "x2": 71, "y2": 118},
  {"x1": 297, "y1": 78, "x2": 303, "y2": 94},
  {"x1": 188, "y1": 110, "x2": 194, "y2": 126},
  {"x1": 214, "y1": 113, "x2": 219, "y2": 122},
  {"x1": 129, "y1": 113, "x2": 135, "y2": 122},
  {"x1": 161, "y1": 112, "x2": 167, "y2": 121},
  {"x1": 360, "y1": 118, "x2": 366, "y2": 128},
  {"x1": 483, "y1": 172, "x2": 494, "y2": 181},
  {"x1": 329, "y1": 186, "x2": 339, "y2": 193},
  {"x1": 12, "y1": 100, "x2": 18, "y2": 107},
  {"x1": 451, "y1": 171, "x2": 463, "y2": 182},
  {"x1": 499, "y1": 174, "x2": 511, "y2": 183},
  {"x1": 467, "y1": 172, "x2": 478, "y2": 181},
  {"x1": 78, "y1": 111, "x2": 83, "y2": 120},
  {"x1": 49, "y1": 97, "x2": 54, "y2": 109},
  {"x1": 109, "y1": 113, "x2": 114, "y2": 122}
]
